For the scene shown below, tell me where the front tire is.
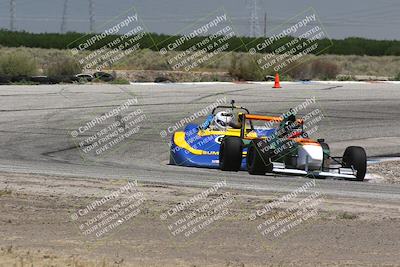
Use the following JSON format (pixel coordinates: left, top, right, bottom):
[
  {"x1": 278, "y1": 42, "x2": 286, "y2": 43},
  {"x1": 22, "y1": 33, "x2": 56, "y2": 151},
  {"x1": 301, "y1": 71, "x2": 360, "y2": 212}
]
[
  {"x1": 246, "y1": 140, "x2": 273, "y2": 175},
  {"x1": 342, "y1": 146, "x2": 367, "y2": 181},
  {"x1": 219, "y1": 136, "x2": 243, "y2": 171}
]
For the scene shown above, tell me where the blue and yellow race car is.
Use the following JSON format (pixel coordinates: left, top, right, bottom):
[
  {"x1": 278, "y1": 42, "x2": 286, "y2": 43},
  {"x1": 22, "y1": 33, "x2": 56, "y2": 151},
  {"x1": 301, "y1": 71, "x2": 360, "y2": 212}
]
[{"x1": 170, "y1": 101, "x2": 367, "y2": 181}]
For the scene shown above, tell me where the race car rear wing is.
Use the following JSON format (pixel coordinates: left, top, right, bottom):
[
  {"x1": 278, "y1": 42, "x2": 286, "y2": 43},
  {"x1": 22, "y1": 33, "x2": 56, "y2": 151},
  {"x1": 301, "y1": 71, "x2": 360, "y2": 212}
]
[
  {"x1": 243, "y1": 114, "x2": 304, "y2": 124},
  {"x1": 211, "y1": 100, "x2": 250, "y2": 115},
  {"x1": 239, "y1": 113, "x2": 304, "y2": 139},
  {"x1": 212, "y1": 105, "x2": 250, "y2": 115}
]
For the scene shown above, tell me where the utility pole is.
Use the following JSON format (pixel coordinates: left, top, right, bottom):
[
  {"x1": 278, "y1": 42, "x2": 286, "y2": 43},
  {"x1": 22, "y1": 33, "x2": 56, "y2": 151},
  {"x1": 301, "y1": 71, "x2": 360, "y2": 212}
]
[
  {"x1": 61, "y1": 0, "x2": 69, "y2": 33},
  {"x1": 89, "y1": 0, "x2": 95, "y2": 32},
  {"x1": 248, "y1": 0, "x2": 260, "y2": 37},
  {"x1": 263, "y1": 12, "x2": 267, "y2": 37},
  {"x1": 10, "y1": 0, "x2": 16, "y2": 31}
]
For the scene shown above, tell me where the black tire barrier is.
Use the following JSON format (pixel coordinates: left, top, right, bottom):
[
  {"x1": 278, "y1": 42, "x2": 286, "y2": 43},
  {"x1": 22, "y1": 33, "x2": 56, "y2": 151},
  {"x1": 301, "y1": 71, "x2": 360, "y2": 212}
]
[
  {"x1": 1, "y1": 74, "x2": 116, "y2": 85},
  {"x1": 93, "y1": 72, "x2": 114, "y2": 82},
  {"x1": 0, "y1": 75, "x2": 11, "y2": 85},
  {"x1": 30, "y1": 76, "x2": 52, "y2": 84},
  {"x1": 10, "y1": 75, "x2": 30, "y2": 83},
  {"x1": 154, "y1": 77, "x2": 173, "y2": 83}
]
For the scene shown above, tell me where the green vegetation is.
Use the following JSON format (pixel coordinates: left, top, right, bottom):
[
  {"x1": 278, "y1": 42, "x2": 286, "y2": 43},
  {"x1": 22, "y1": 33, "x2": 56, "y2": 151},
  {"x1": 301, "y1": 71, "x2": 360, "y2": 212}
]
[
  {"x1": 0, "y1": 46, "x2": 399, "y2": 82},
  {"x1": 228, "y1": 53, "x2": 267, "y2": 81},
  {"x1": 109, "y1": 78, "x2": 130, "y2": 84},
  {"x1": 337, "y1": 74, "x2": 356, "y2": 81},
  {"x1": 11, "y1": 80, "x2": 38, "y2": 85},
  {"x1": 337, "y1": 212, "x2": 358, "y2": 220},
  {"x1": 0, "y1": 188, "x2": 12, "y2": 197},
  {"x1": 1, "y1": 30, "x2": 400, "y2": 56},
  {"x1": 45, "y1": 56, "x2": 81, "y2": 76},
  {"x1": 228, "y1": 54, "x2": 340, "y2": 80},
  {"x1": 0, "y1": 50, "x2": 38, "y2": 76}
]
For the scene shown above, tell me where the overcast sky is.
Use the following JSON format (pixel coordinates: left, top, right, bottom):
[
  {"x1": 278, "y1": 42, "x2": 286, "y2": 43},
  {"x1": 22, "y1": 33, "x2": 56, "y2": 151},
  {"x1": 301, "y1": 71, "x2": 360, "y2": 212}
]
[{"x1": 0, "y1": 0, "x2": 399, "y2": 39}]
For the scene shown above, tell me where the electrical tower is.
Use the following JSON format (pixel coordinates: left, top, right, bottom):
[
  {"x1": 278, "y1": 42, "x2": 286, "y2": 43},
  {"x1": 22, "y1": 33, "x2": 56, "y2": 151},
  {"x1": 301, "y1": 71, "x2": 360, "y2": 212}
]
[
  {"x1": 248, "y1": 0, "x2": 261, "y2": 37},
  {"x1": 263, "y1": 12, "x2": 267, "y2": 37},
  {"x1": 10, "y1": 0, "x2": 16, "y2": 31},
  {"x1": 89, "y1": 0, "x2": 95, "y2": 32},
  {"x1": 61, "y1": 0, "x2": 69, "y2": 33}
]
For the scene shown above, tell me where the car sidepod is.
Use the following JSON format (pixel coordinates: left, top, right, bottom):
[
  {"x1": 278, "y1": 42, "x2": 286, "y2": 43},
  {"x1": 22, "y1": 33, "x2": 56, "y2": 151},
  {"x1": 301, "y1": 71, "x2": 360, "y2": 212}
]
[{"x1": 169, "y1": 124, "x2": 224, "y2": 168}]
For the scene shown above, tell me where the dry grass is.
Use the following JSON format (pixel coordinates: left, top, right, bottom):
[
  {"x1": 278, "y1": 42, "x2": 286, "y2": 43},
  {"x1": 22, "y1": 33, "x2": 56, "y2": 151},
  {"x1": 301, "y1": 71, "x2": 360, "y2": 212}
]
[
  {"x1": 0, "y1": 50, "x2": 38, "y2": 76},
  {"x1": 1, "y1": 47, "x2": 399, "y2": 80},
  {"x1": 0, "y1": 188, "x2": 11, "y2": 197},
  {"x1": 337, "y1": 212, "x2": 358, "y2": 220},
  {"x1": 45, "y1": 56, "x2": 81, "y2": 76}
]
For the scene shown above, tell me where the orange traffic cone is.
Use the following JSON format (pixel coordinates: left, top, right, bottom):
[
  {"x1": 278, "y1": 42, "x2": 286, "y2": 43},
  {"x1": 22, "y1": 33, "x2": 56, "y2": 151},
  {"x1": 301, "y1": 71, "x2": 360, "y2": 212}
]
[{"x1": 273, "y1": 73, "x2": 281, "y2": 88}]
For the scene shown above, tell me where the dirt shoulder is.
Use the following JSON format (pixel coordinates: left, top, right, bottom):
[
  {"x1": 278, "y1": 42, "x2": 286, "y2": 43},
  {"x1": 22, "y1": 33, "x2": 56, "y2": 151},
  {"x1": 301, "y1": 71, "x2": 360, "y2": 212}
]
[
  {"x1": 1, "y1": 171, "x2": 399, "y2": 266},
  {"x1": 368, "y1": 161, "x2": 400, "y2": 184}
]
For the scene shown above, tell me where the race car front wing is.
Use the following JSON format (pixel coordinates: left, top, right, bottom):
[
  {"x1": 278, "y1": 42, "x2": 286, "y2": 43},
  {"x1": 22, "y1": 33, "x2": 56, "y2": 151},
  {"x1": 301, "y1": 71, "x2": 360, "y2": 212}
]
[{"x1": 272, "y1": 162, "x2": 357, "y2": 179}]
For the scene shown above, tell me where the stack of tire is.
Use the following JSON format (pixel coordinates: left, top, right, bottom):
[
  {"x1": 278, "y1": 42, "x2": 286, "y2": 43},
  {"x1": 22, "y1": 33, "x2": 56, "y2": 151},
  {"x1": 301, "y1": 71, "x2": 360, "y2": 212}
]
[{"x1": 0, "y1": 71, "x2": 115, "y2": 85}]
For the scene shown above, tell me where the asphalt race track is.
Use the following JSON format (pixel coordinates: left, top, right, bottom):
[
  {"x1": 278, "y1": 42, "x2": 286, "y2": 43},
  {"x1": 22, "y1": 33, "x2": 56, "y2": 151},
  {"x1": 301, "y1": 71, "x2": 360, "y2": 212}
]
[{"x1": 0, "y1": 82, "x2": 399, "y2": 200}]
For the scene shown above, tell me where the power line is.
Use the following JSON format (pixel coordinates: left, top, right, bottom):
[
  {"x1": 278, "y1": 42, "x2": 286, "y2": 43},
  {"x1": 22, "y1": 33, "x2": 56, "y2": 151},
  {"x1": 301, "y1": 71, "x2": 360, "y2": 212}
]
[
  {"x1": 60, "y1": 0, "x2": 68, "y2": 33},
  {"x1": 10, "y1": 0, "x2": 16, "y2": 31},
  {"x1": 88, "y1": 0, "x2": 95, "y2": 32}
]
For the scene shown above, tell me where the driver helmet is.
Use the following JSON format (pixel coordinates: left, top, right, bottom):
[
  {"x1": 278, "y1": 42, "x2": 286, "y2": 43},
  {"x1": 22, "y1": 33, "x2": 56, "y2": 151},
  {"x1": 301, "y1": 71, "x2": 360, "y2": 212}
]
[{"x1": 214, "y1": 111, "x2": 233, "y2": 130}]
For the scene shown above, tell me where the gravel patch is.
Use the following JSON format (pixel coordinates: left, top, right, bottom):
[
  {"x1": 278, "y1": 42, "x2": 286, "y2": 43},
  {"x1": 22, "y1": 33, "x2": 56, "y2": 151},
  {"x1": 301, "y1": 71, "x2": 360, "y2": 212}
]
[{"x1": 368, "y1": 161, "x2": 400, "y2": 184}]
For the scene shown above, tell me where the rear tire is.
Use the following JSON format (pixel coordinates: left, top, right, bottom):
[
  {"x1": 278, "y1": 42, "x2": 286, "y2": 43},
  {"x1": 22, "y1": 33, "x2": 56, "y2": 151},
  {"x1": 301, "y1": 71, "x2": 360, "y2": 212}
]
[
  {"x1": 219, "y1": 136, "x2": 243, "y2": 171},
  {"x1": 342, "y1": 146, "x2": 367, "y2": 181},
  {"x1": 246, "y1": 140, "x2": 273, "y2": 175}
]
